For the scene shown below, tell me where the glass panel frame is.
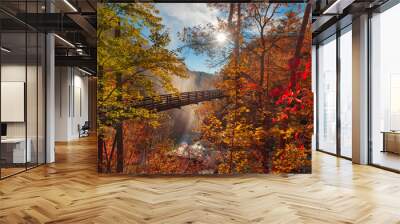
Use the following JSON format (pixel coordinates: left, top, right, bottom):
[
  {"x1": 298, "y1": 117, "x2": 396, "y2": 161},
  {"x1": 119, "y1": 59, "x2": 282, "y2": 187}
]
[
  {"x1": 339, "y1": 26, "x2": 353, "y2": 159},
  {"x1": 370, "y1": 3, "x2": 400, "y2": 172},
  {"x1": 317, "y1": 34, "x2": 337, "y2": 155},
  {"x1": 0, "y1": 21, "x2": 28, "y2": 178},
  {"x1": 0, "y1": 0, "x2": 47, "y2": 180}
]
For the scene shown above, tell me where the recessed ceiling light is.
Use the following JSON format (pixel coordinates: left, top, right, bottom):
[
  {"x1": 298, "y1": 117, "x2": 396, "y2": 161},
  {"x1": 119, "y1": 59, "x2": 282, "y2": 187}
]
[
  {"x1": 76, "y1": 48, "x2": 84, "y2": 55},
  {"x1": 1, "y1": 47, "x2": 11, "y2": 53},
  {"x1": 78, "y1": 67, "x2": 93, "y2": 76},
  {"x1": 63, "y1": 0, "x2": 78, "y2": 12},
  {"x1": 54, "y1": 34, "x2": 75, "y2": 48},
  {"x1": 323, "y1": 0, "x2": 355, "y2": 15}
]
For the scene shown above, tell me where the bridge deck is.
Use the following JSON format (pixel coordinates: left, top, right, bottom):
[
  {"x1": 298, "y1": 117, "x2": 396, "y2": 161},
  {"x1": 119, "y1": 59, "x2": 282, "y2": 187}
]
[{"x1": 133, "y1": 89, "x2": 225, "y2": 111}]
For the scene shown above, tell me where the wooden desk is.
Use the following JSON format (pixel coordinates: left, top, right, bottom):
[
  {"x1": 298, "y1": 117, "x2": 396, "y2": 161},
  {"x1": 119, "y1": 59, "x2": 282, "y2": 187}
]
[
  {"x1": 381, "y1": 131, "x2": 400, "y2": 154},
  {"x1": 1, "y1": 138, "x2": 31, "y2": 164}
]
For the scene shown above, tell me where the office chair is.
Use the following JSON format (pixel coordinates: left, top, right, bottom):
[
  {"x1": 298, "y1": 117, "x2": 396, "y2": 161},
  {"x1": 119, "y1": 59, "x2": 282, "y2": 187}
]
[{"x1": 79, "y1": 121, "x2": 90, "y2": 138}]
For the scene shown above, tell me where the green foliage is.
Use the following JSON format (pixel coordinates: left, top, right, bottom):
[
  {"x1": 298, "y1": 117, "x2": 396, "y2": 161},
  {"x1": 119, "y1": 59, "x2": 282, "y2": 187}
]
[{"x1": 97, "y1": 3, "x2": 188, "y2": 132}]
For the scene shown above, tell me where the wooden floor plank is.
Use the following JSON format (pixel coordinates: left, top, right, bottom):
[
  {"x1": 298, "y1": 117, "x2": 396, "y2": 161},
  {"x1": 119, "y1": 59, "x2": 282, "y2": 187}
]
[{"x1": 0, "y1": 136, "x2": 399, "y2": 224}]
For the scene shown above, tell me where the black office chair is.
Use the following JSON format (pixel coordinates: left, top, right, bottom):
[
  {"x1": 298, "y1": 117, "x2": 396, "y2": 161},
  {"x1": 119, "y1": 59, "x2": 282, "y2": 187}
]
[{"x1": 79, "y1": 121, "x2": 90, "y2": 138}]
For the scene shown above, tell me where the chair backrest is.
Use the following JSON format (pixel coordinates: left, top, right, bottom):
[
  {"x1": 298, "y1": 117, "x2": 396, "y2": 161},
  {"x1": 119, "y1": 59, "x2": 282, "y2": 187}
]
[{"x1": 82, "y1": 121, "x2": 90, "y2": 129}]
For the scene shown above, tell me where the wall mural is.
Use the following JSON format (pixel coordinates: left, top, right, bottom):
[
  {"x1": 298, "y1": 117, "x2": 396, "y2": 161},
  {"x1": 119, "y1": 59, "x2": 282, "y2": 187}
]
[{"x1": 97, "y1": 2, "x2": 313, "y2": 174}]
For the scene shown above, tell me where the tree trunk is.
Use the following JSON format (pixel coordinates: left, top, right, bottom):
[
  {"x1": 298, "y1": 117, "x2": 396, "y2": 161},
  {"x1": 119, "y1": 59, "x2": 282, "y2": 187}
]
[
  {"x1": 115, "y1": 71, "x2": 123, "y2": 173},
  {"x1": 97, "y1": 65, "x2": 104, "y2": 173},
  {"x1": 228, "y1": 4, "x2": 234, "y2": 29},
  {"x1": 259, "y1": 50, "x2": 265, "y2": 89},
  {"x1": 290, "y1": 2, "x2": 312, "y2": 86},
  {"x1": 115, "y1": 20, "x2": 124, "y2": 173},
  {"x1": 266, "y1": 53, "x2": 270, "y2": 96},
  {"x1": 258, "y1": 49, "x2": 266, "y2": 122},
  {"x1": 116, "y1": 122, "x2": 124, "y2": 173},
  {"x1": 98, "y1": 134, "x2": 104, "y2": 173},
  {"x1": 107, "y1": 133, "x2": 117, "y2": 173},
  {"x1": 229, "y1": 3, "x2": 241, "y2": 174}
]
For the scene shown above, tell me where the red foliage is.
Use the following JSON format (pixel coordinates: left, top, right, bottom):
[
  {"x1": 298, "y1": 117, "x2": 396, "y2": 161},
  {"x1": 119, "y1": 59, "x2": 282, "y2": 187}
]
[
  {"x1": 242, "y1": 82, "x2": 260, "y2": 92},
  {"x1": 269, "y1": 56, "x2": 313, "y2": 173}
]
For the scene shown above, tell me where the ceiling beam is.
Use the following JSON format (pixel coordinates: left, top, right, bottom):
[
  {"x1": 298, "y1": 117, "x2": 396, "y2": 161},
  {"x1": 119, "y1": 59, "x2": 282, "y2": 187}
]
[
  {"x1": 67, "y1": 13, "x2": 96, "y2": 39},
  {"x1": 13, "y1": 13, "x2": 82, "y2": 32},
  {"x1": 101, "y1": 0, "x2": 307, "y2": 2},
  {"x1": 55, "y1": 55, "x2": 96, "y2": 69},
  {"x1": 322, "y1": 0, "x2": 356, "y2": 14}
]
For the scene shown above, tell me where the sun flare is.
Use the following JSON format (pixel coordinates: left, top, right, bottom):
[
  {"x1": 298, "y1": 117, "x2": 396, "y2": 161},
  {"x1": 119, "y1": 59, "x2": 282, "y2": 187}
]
[{"x1": 215, "y1": 32, "x2": 227, "y2": 43}]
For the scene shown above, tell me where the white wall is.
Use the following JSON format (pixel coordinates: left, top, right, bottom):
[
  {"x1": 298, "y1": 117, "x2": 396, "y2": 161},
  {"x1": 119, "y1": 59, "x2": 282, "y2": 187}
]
[
  {"x1": 1, "y1": 65, "x2": 42, "y2": 137},
  {"x1": 1, "y1": 63, "x2": 46, "y2": 164},
  {"x1": 72, "y1": 73, "x2": 89, "y2": 138},
  {"x1": 55, "y1": 67, "x2": 70, "y2": 141},
  {"x1": 1, "y1": 64, "x2": 27, "y2": 138},
  {"x1": 55, "y1": 67, "x2": 89, "y2": 141}
]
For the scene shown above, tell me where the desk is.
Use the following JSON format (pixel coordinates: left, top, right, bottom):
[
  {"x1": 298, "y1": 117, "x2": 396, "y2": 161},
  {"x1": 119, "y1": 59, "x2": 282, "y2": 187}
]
[
  {"x1": 1, "y1": 138, "x2": 31, "y2": 163},
  {"x1": 382, "y1": 131, "x2": 400, "y2": 154}
]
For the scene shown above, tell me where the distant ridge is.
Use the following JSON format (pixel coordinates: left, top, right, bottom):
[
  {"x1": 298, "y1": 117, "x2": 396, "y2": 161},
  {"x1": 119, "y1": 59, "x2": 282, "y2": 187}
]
[{"x1": 188, "y1": 70, "x2": 215, "y2": 90}]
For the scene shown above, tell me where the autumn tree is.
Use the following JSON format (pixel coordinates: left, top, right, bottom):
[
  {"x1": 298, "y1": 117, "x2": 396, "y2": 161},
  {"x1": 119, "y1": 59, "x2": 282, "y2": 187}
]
[
  {"x1": 270, "y1": 2, "x2": 313, "y2": 173},
  {"x1": 245, "y1": 3, "x2": 282, "y2": 121},
  {"x1": 97, "y1": 2, "x2": 312, "y2": 174},
  {"x1": 179, "y1": 3, "x2": 265, "y2": 173},
  {"x1": 97, "y1": 3, "x2": 187, "y2": 173},
  {"x1": 181, "y1": 2, "x2": 312, "y2": 173}
]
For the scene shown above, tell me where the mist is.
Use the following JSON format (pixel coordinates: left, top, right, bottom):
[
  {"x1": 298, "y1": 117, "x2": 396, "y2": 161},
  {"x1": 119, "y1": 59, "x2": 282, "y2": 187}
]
[{"x1": 167, "y1": 70, "x2": 216, "y2": 144}]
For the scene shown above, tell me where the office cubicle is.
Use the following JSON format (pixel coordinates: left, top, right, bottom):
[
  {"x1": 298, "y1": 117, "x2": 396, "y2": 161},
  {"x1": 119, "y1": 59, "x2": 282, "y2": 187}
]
[{"x1": 0, "y1": 1, "x2": 46, "y2": 179}]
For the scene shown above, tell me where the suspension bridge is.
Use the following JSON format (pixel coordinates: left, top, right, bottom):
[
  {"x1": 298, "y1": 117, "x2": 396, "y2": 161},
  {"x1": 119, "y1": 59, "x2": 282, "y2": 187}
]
[{"x1": 133, "y1": 89, "x2": 225, "y2": 112}]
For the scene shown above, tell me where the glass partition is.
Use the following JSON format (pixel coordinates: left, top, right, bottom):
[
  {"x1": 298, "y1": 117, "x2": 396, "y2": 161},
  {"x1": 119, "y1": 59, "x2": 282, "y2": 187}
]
[
  {"x1": 371, "y1": 4, "x2": 400, "y2": 171},
  {"x1": 27, "y1": 31, "x2": 38, "y2": 169},
  {"x1": 339, "y1": 27, "x2": 352, "y2": 158},
  {"x1": 38, "y1": 32, "x2": 45, "y2": 165},
  {"x1": 0, "y1": 1, "x2": 46, "y2": 179},
  {"x1": 317, "y1": 35, "x2": 337, "y2": 154},
  {"x1": 1, "y1": 30, "x2": 28, "y2": 177},
  {"x1": 312, "y1": 45, "x2": 317, "y2": 151}
]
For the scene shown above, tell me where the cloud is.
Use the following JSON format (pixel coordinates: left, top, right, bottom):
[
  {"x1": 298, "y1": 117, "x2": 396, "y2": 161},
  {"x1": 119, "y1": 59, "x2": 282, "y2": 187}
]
[
  {"x1": 155, "y1": 3, "x2": 221, "y2": 73},
  {"x1": 156, "y1": 3, "x2": 219, "y2": 27},
  {"x1": 155, "y1": 4, "x2": 219, "y2": 49}
]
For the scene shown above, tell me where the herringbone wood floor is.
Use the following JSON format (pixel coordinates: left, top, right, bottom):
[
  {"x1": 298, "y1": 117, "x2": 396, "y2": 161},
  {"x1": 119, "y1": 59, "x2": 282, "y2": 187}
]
[{"x1": 0, "y1": 136, "x2": 400, "y2": 224}]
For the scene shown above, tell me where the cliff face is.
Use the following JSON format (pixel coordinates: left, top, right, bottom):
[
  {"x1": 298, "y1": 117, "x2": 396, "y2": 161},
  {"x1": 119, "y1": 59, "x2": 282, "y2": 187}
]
[
  {"x1": 168, "y1": 70, "x2": 217, "y2": 144},
  {"x1": 172, "y1": 70, "x2": 216, "y2": 92}
]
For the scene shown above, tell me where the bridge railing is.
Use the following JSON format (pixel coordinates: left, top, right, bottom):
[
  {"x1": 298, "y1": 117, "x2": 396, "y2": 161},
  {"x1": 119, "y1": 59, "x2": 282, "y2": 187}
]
[{"x1": 132, "y1": 89, "x2": 225, "y2": 111}]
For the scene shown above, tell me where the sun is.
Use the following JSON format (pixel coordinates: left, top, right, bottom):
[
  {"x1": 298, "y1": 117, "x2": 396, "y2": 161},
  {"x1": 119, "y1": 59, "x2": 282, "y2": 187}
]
[{"x1": 215, "y1": 32, "x2": 227, "y2": 43}]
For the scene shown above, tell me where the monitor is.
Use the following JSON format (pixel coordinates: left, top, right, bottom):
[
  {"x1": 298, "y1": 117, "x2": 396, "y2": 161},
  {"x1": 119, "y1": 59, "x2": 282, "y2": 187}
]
[{"x1": 1, "y1": 123, "x2": 7, "y2": 137}]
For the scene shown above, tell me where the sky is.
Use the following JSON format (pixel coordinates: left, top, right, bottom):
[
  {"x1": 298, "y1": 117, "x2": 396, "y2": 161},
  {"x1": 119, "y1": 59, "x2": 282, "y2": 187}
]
[
  {"x1": 155, "y1": 3, "x2": 220, "y2": 74},
  {"x1": 155, "y1": 3, "x2": 305, "y2": 74}
]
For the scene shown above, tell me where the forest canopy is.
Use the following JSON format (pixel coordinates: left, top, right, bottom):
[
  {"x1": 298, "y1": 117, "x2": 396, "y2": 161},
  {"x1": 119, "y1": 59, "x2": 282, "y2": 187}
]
[{"x1": 97, "y1": 2, "x2": 312, "y2": 174}]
